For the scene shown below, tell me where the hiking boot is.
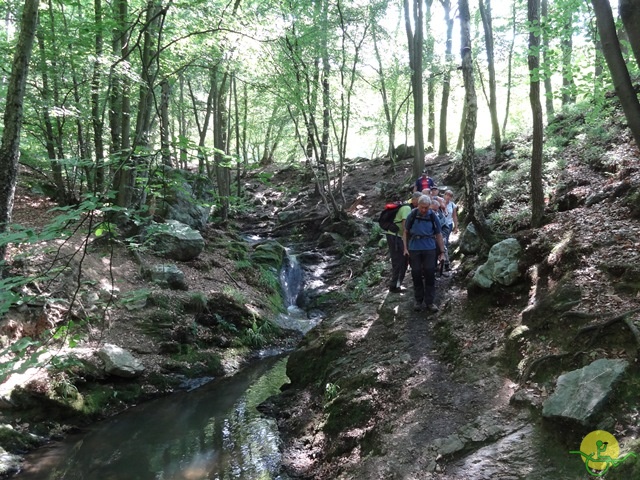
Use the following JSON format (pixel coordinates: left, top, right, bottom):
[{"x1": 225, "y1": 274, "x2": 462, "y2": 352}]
[
  {"x1": 426, "y1": 304, "x2": 439, "y2": 313},
  {"x1": 389, "y1": 286, "x2": 406, "y2": 293},
  {"x1": 413, "y1": 300, "x2": 424, "y2": 311}
]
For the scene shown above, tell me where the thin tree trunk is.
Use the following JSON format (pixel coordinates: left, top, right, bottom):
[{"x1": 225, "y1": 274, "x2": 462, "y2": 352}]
[
  {"x1": 439, "y1": 0, "x2": 454, "y2": 155},
  {"x1": 561, "y1": 10, "x2": 576, "y2": 105},
  {"x1": 619, "y1": 0, "x2": 640, "y2": 70},
  {"x1": 479, "y1": 0, "x2": 502, "y2": 158},
  {"x1": 92, "y1": 0, "x2": 105, "y2": 193},
  {"x1": 592, "y1": 0, "x2": 640, "y2": 148},
  {"x1": 404, "y1": 0, "x2": 425, "y2": 177},
  {"x1": 459, "y1": 0, "x2": 491, "y2": 242},
  {"x1": 541, "y1": 0, "x2": 555, "y2": 119},
  {"x1": 503, "y1": 0, "x2": 516, "y2": 134},
  {"x1": 529, "y1": 0, "x2": 545, "y2": 228},
  {"x1": 36, "y1": 31, "x2": 66, "y2": 205},
  {"x1": 0, "y1": 0, "x2": 39, "y2": 262},
  {"x1": 160, "y1": 78, "x2": 172, "y2": 166}
]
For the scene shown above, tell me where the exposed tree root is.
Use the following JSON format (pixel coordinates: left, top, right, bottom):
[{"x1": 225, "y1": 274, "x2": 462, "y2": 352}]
[
  {"x1": 574, "y1": 307, "x2": 640, "y2": 348},
  {"x1": 519, "y1": 308, "x2": 640, "y2": 385}
]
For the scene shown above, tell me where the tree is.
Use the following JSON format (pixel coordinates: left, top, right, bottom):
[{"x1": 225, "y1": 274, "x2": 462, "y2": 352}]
[
  {"x1": 404, "y1": 0, "x2": 425, "y2": 177},
  {"x1": 619, "y1": 0, "x2": 640, "y2": 69},
  {"x1": 438, "y1": 0, "x2": 455, "y2": 155},
  {"x1": 529, "y1": 0, "x2": 545, "y2": 228},
  {"x1": 541, "y1": 0, "x2": 555, "y2": 119},
  {"x1": 0, "y1": 0, "x2": 39, "y2": 262},
  {"x1": 591, "y1": 0, "x2": 640, "y2": 149},
  {"x1": 458, "y1": 0, "x2": 491, "y2": 242},
  {"x1": 478, "y1": 0, "x2": 502, "y2": 157}
]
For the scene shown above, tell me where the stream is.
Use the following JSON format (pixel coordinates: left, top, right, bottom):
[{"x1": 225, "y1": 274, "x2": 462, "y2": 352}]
[
  {"x1": 17, "y1": 356, "x2": 289, "y2": 480},
  {"x1": 15, "y1": 247, "x2": 322, "y2": 480}
]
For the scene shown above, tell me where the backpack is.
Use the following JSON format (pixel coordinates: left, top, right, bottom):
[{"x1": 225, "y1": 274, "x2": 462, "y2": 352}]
[
  {"x1": 405, "y1": 208, "x2": 438, "y2": 237},
  {"x1": 378, "y1": 202, "x2": 408, "y2": 233}
]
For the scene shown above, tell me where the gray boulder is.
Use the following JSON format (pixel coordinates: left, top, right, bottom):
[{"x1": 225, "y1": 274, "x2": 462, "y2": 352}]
[
  {"x1": 470, "y1": 238, "x2": 522, "y2": 289},
  {"x1": 542, "y1": 358, "x2": 628, "y2": 425},
  {"x1": 459, "y1": 223, "x2": 483, "y2": 254},
  {"x1": 145, "y1": 220, "x2": 204, "y2": 261},
  {"x1": 97, "y1": 344, "x2": 145, "y2": 378},
  {"x1": 144, "y1": 264, "x2": 188, "y2": 290}
]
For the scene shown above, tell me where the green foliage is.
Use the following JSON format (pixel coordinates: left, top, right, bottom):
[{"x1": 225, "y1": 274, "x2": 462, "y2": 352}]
[
  {"x1": 324, "y1": 382, "x2": 341, "y2": 403},
  {"x1": 51, "y1": 320, "x2": 85, "y2": 348},
  {"x1": 215, "y1": 313, "x2": 238, "y2": 333},
  {"x1": 185, "y1": 291, "x2": 208, "y2": 313},
  {"x1": 170, "y1": 346, "x2": 223, "y2": 378},
  {"x1": 222, "y1": 286, "x2": 247, "y2": 304},
  {"x1": 238, "y1": 319, "x2": 279, "y2": 348},
  {"x1": 350, "y1": 261, "x2": 385, "y2": 301}
]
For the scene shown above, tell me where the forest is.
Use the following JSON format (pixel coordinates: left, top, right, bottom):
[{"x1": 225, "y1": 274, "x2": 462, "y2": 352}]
[{"x1": 1, "y1": 0, "x2": 640, "y2": 478}]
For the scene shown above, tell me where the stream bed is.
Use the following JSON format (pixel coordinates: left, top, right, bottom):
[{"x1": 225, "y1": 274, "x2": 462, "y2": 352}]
[{"x1": 17, "y1": 356, "x2": 289, "y2": 480}]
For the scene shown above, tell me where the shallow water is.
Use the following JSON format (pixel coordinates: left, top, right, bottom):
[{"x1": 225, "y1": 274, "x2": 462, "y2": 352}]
[{"x1": 17, "y1": 357, "x2": 289, "y2": 480}]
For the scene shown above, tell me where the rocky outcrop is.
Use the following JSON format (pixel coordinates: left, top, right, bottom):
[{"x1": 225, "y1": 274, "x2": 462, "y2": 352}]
[
  {"x1": 145, "y1": 220, "x2": 205, "y2": 261},
  {"x1": 97, "y1": 344, "x2": 145, "y2": 378},
  {"x1": 143, "y1": 264, "x2": 188, "y2": 290},
  {"x1": 459, "y1": 223, "x2": 484, "y2": 254},
  {"x1": 469, "y1": 238, "x2": 522, "y2": 289},
  {"x1": 542, "y1": 358, "x2": 628, "y2": 425}
]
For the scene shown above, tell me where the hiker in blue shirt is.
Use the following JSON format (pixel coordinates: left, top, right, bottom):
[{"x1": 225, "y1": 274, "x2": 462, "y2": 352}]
[{"x1": 403, "y1": 195, "x2": 446, "y2": 313}]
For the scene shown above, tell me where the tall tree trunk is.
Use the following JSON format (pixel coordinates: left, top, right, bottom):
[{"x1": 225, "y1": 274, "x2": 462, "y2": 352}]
[
  {"x1": 372, "y1": 21, "x2": 397, "y2": 160},
  {"x1": 0, "y1": 0, "x2": 39, "y2": 262},
  {"x1": 160, "y1": 79, "x2": 172, "y2": 167},
  {"x1": 213, "y1": 66, "x2": 231, "y2": 221},
  {"x1": 425, "y1": 0, "x2": 435, "y2": 151},
  {"x1": 479, "y1": 0, "x2": 502, "y2": 158},
  {"x1": 561, "y1": 10, "x2": 576, "y2": 105},
  {"x1": 592, "y1": 0, "x2": 640, "y2": 148},
  {"x1": 541, "y1": 0, "x2": 555, "y2": 119},
  {"x1": 439, "y1": 0, "x2": 454, "y2": 155},
  {"x1": 459, "y1": 0, "x2": 491, "y2": 242},
  {"x1": 36, "y1": 31, "x2": 66, "y2": 205},
  {"x1": 404, "y1": 0, "x2": 425, "y2": 177},
  {"x1": 619, "y1": 0, "x2": 640, "y2": 69},
  {"x1": 178, "y1": 73, "x2": 188, "y2": 169},
  {"x1": 92, "y1": 0, "x2": 105, "y2": 193},
  {"x1": 503, "y1": 0, "x2": 516, "y2": 134},
  {"x1": 111, "y1": 0, "x2": 133, "y2": 208},
  {"x1": 529, "y1": 0, "x2": 545, "y2": 228}
]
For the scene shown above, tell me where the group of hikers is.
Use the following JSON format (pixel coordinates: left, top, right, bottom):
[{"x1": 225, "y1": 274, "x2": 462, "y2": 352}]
[{"x1": 384, "y1": 170, "x2": 459, "y2": 313}]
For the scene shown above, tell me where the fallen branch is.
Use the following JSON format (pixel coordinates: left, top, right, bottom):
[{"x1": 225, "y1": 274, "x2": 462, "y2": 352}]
[
  {"x1": 269, "y1": 215, "x2": 327, "y2": 233},
  {"x1": 223, "y1": 266, "x2": 243, "y2": 289}
]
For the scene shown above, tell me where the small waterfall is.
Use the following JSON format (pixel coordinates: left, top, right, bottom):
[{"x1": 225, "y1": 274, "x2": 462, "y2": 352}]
[
  {"x1": 280, "y1": 251, "x2": 303, "y2": 308},
  {"x1": 274, "y1": 249, "x2": 321, "y2": 334}
]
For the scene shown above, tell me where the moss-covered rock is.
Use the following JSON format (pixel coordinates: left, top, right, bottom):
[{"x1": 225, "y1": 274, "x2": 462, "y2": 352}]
[
  {"x1": 250, "y1": 240, "x2": 286, "y2": 270},
  {"x1": 286, "y1": 330, "x2": 349, "y2": 388}
]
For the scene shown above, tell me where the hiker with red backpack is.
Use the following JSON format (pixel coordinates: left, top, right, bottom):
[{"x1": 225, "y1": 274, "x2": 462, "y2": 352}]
[
  {"x1": 378, "y1": 196, "x2": 413, "y2": 293},
  {"x1": 403, "y1": 195, "x2": 446, "y2": 312}
]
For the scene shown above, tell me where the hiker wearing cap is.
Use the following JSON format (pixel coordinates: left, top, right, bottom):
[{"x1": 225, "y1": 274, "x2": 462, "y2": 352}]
[
  {"x1": 403, "y1": 195, "x2": 446, "y2": 313},
  {"x1": 413, "y1": 171, "x2": 435, "y2": 193}
]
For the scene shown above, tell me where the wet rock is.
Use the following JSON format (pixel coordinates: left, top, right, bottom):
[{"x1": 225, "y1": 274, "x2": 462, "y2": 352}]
[
  {"x1": 97, "y1": 344, "x2": 145, "y2": 378},
  {"x1": 251, "y1": 240, "x2": 285, "y2": 270},
  {"x1": 542, "y1": 358, "x2": 628, "y2": 425},
  {"x1": 0, "y1": 448, "x2": 22, "y2": 477}
]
